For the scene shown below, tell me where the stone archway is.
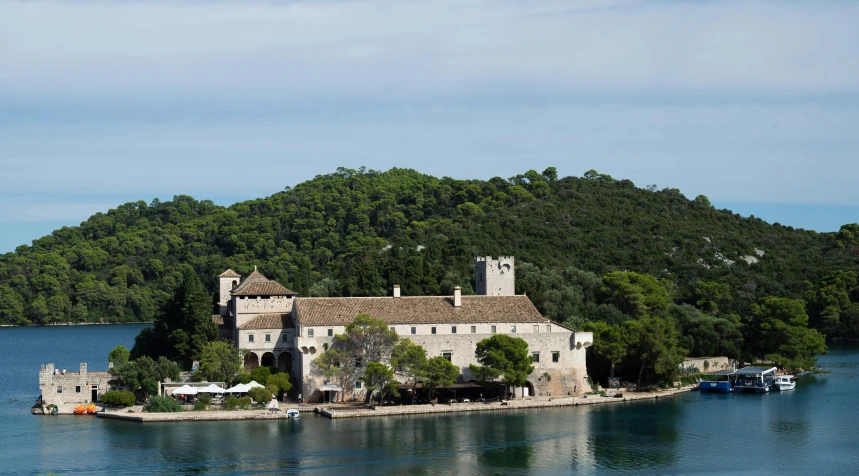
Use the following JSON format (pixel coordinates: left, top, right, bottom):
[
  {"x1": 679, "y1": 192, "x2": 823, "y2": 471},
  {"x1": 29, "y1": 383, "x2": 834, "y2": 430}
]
[
  {"x1": 244, "y1": 352, "x2": 260, "y2": 371},
  {"x1": 261, "y1": 352, "x2": 275, "y2": 368},
  {"x1": 525, "y1": 381, "x2": 535, "y2": 398}
]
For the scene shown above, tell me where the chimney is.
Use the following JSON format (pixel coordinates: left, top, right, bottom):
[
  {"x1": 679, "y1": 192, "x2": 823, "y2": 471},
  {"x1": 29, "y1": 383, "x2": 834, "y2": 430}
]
[
  {"x1": 454, "y1": 286, "x2": 462, "y2": 307},
  {"x1": 393, "y1": 285, "x2": 401, "y2": 298}
]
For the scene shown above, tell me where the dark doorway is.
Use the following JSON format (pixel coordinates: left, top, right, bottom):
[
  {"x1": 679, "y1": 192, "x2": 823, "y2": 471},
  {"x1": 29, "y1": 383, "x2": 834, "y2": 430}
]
[{"x1": 91, "y1": 386, "x2": 98, "y2": 403}]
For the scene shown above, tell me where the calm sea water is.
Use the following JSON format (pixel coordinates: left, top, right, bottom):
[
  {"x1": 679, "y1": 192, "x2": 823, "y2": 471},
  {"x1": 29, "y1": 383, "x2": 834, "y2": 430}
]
[{"x1": 1, "y1": 325, "x2": 858, "y2": 475}]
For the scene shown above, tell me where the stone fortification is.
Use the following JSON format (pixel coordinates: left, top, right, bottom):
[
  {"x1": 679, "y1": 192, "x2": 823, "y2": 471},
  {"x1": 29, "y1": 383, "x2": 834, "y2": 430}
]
[
  {"x1": 475, "y1": 256, "x2": 515, "y2": 296},
  {"x1": 681, "y1": 357, "x2": 733, "y2": 372},
  {"x1": 39, "y1": 363, "x2": 112, "y2": 405}
]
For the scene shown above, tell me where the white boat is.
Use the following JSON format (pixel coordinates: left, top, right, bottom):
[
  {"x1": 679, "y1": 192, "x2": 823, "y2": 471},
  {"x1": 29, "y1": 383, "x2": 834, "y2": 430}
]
[
  {"x1": 773, "y1": 375, "x2": 796, "y2": 391},
  {"x1": 285, "y1": 408, "x2": 299, "y2": 418}
]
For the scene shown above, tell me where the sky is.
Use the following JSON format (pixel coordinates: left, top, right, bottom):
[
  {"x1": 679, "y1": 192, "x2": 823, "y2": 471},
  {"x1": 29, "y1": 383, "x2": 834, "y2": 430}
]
[{"x1": 1, "y1": 0, "x2": 858, "y2": 253}]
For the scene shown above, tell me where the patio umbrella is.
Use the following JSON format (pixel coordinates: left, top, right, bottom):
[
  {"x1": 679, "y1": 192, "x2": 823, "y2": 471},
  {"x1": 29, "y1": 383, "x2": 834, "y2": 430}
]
[
  {"x1": 171, "y1": 384, "x2": 198, "y2": 395},
  {"x1": 247, "y1": 381, "x2": 265, "y2": 389},
  {"x1": 199, "y1": 384, "x2": 226, "y2": 394},
  {"x1": 225, "y1": 383, "x2": 249, "y2": 393}
]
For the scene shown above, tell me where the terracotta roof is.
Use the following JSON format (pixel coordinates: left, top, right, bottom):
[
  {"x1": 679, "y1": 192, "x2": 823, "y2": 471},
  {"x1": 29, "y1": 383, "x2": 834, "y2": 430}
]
[
  {"x1": 231, "y1": 270, "x2": 296, "y2": 296},
  {"x1": 219, "y1": 269, "x2": 241, "y2": 278},
  {"x1": 211, "y1": 315, "x2": 224, "y2": 325},
  {"x1": 238, "y1": 313, "x2": 294, "y2": 329},
  {"x1": 295, "y1": 295, "x2": 548, "y2": 326}
]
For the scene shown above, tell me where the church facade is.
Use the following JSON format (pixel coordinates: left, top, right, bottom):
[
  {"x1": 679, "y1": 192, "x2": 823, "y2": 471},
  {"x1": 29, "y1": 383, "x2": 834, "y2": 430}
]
[{"x1": 214, "y1": 257, "x2": 592, "y2": 403}]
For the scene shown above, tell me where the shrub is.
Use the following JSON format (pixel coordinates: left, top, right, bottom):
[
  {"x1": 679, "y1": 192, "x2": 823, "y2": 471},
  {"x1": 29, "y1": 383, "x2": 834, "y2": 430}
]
[
  {"x1": 145, "y1": 396, "x2": 183, "y2": 413},
  {"x1": 225, "y1": 396, "x2": 239, "y2": 410},
  {"x1": 267, "y1": 373, "x2": 292, "y2": 397},
  {"x1": 102, "y1": 390, "x2": 136, "y2": 407},
  {"x1": 248, "y1": 387, "x2": 272, "y2": 404},
  {"x1": 237, "y1": 396, "x2": 252, "y2": 409},
  {"x1": 197, "y1": 393, "x2": 212, "y2": 405},
  {"x1": 193, "y1": 402, "x2": 208, "y2": 411}
]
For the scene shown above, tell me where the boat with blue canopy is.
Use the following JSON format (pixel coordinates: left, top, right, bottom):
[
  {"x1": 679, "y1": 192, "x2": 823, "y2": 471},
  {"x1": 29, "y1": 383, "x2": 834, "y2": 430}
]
[{"x1": 698, "y1": 370, "x2": 736, "y2": 393}]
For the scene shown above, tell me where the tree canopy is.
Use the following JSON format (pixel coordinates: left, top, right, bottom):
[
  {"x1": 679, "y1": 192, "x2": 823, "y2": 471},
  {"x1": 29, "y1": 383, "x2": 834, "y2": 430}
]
[{"x1": 474, "y1": 334, "x2": 534, "y2": 396}]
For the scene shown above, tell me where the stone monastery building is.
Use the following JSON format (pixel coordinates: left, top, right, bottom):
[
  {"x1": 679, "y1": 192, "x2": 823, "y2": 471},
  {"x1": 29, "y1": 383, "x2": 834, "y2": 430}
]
[{"x1": 214, "y1": 257, "x2": 593, "y2": 403}]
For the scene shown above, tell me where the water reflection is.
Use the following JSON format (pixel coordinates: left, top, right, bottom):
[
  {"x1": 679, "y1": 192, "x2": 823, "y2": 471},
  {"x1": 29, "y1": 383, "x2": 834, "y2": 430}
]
[{"x1": 588, "y1": 400, "x2": 680, "y2": 472}]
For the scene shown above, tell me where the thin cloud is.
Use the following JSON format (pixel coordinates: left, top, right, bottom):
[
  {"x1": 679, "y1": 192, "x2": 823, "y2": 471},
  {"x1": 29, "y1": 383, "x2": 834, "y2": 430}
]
[{"x1": 1, "y1": 0, "x2": 857, "y2": 103}]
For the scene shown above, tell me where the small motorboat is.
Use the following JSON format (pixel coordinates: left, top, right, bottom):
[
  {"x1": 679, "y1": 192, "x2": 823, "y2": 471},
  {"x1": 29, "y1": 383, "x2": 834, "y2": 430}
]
[
  {"x1": 285, "y1": 409, "x2": 299, "y2": 418},
  {"x1": 773, "y1": 375, "x2": 796, "y2": 391}
]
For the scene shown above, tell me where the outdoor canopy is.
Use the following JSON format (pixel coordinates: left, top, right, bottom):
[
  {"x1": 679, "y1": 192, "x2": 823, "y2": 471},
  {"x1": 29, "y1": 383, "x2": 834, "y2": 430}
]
[
  {"x1": 315, "y1": 384, "x2": 343, "y2": 392},
  {"x1": 224, "y1": 383, "x2": 249, "y2": 393},
  {"x1": 199, "y1": 384, "x2": 226, "y2": 393},
  {"x1": 170, "y1": 384, "x2": 198, "y2": 395}
]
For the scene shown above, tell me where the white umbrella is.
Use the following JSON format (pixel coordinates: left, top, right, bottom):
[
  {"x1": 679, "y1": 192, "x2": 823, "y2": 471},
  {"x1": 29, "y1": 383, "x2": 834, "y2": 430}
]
[
  {"x1": 225, "y1": 383, "x2": 249, "y2": 393},
  {"x1": 247, "y1": 381, "x2": 265, "y2": 389},
  {"x1": 199, "y1": 384, "x2": 226, "y2": 394},
  {"x1": 171, "y1": 384, "x2": 198, "y2": 395}
]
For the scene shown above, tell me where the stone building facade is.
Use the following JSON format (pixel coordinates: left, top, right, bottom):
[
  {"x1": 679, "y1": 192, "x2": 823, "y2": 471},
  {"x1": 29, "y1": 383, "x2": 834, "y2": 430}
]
[
  {"x1": 215, "y1": 257, "x2": 592, "y2": 403},
  {"x1": 38, "y1": 363, "x2": 112, "y2": 405}
]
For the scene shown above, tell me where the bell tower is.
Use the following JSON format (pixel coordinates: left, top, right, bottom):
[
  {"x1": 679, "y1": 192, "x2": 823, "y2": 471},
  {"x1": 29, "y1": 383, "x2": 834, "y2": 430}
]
[{"x1": 218, "y1": 269, "x2": 241, "y2": 316}]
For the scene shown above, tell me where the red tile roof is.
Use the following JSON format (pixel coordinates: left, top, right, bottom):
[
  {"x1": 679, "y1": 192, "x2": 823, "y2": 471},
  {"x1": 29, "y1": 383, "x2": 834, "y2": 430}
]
[
  {"x1": 231, "y1": 270, "x2": 296, "y2": 296},
  {"x1": 295, "y1": 295, "x2": 548, "y2": 326},
  {"x1": 238, "y1": 313, "x2": 294, "y2": 329},
  {"x1": 219, "y1": 269, "x2": 241, "y2": 278}
]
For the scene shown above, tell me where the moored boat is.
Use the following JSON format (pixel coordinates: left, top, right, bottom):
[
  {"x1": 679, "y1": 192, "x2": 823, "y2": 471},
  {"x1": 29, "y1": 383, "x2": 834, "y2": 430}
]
[
  {"x1": 286, "y1": 409, "x2": 299, "y2": 418},
  {"x1": 699, "y1": 370, "x2": 735, "y2": 393},
  {"x1": 732, "y1": 367, "x2": 777, "y2": 393},
  {"x1": 773, "y1": 375, "x2": 796, "y2": 391}
]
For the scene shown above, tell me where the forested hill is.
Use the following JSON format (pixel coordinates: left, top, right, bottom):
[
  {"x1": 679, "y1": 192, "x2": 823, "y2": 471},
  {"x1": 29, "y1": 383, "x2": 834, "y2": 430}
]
[{"x1": 2, "y1": 167, "x2": 858, "y2": 339}]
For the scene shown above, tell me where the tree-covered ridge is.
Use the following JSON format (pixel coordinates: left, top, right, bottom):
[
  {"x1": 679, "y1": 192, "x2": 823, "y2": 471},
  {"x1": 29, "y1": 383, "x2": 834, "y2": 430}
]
[{"x1": 1, "y1": 166, "x2": 857, "y2": 346}]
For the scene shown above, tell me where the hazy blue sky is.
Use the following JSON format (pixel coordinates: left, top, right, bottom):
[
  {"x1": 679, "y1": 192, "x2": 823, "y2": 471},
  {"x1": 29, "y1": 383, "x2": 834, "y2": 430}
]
[{"x1": 1, "y1": 0, "x2": 857, "y2": 253}]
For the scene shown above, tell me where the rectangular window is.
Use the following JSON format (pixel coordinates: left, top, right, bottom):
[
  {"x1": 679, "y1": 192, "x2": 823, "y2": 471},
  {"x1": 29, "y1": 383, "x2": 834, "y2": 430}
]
[
  {"x1": 355, "y1": 381, "x2": 362, "y2": 389},
  {"x1": 307, "y1": 328, "x2": 314, "y2": 337},
  {"x1": 546, "y1": 325, "x2": 552, "y2": 333},
  {"x1": 552, "y1": 352, "x2": 560, "y2": 363},
  {"x1": 328, "y1": 329, "x2": 333, "y2": 337},
  {"x1": 411, "y1": 327, "x2": 416, "y2": 335},
  {"x1": 511, "y1": 325, "x2": 517, "y2": 333},
  {"x1": 532, "y1": 352, "x2": 540, "y2": 363},
  {"x1": 452, "y1": 326, "x2": 457, "y2": 334},
  {"x1": 491, "y1": 325, "x2": 497, "y2": 334},
  {"x1": 57, "y1": 386, "x2": 62, "y2": 394},
  {"x1": 442, "y1": 352, "x2": 452, "y2": 361},
  {"x1": 76, "y1": 385, "x2": 81, "y2": 393},
  {"x1": 431, "y1": 327, "x2": 437, "y2": 335},
  {"x1": 471, "y1": 326, "x2": 476, "y2": 334},
  {"x1": 355, "y1": 357, "x2": 363, "y2": 368},
  {"x1": 265, "y1": 334, "x2": 271, "y2": 342},
  {"x1": 534, "y1": 325, "x2": 539, "y2": 333},
  {"x1": 283, "y1": 334, "x2": 288, "y2": 342},
  {"x1": 248, "y1": 334, "x2": 254, "y2": 343}
]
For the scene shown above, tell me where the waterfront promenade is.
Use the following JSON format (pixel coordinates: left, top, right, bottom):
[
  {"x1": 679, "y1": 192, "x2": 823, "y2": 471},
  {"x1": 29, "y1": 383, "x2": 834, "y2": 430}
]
[{"x1": 96, "y1": 385, "x2": 697, "y2": 422}]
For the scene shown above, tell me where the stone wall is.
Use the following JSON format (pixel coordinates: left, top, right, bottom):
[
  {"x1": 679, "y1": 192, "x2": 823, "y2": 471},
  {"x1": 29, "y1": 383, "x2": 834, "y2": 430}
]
[
  {"x1": 39, "y1": 363, "x2": 113, "y2": 405},
  {"x1": 681, "y1": 357, "x2": 733, "y2": 372}
]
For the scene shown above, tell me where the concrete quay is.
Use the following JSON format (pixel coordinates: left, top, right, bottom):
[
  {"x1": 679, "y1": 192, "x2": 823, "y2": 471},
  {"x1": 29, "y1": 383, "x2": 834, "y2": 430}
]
[
  {"x1": 318, "y1": 385, "x2": 697, "y2": 419},
  {"x1": 92, "y1": 386, "x2": 697, "y2": 423}
]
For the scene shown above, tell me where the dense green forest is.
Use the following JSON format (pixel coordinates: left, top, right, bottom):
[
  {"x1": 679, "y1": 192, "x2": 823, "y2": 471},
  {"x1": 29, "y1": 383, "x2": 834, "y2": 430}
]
[{"x1": 1, "y1": 167, "x2": 857, "y2": 376}]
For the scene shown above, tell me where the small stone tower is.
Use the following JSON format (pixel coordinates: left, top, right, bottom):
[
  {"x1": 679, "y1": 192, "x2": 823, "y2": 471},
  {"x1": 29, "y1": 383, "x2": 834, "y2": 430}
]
[
  {"x1": 218, "y1": 269, "x2": 241, "y2": 316},
  {"x1": 475, "y1": 256, "x2": 515, "y2": 296}
]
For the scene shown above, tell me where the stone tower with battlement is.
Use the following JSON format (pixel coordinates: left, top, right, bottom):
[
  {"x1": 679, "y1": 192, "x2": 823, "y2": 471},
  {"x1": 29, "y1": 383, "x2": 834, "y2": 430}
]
[{"x1": 475, "y1": 256, "x2": 515, "y2": 296}]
